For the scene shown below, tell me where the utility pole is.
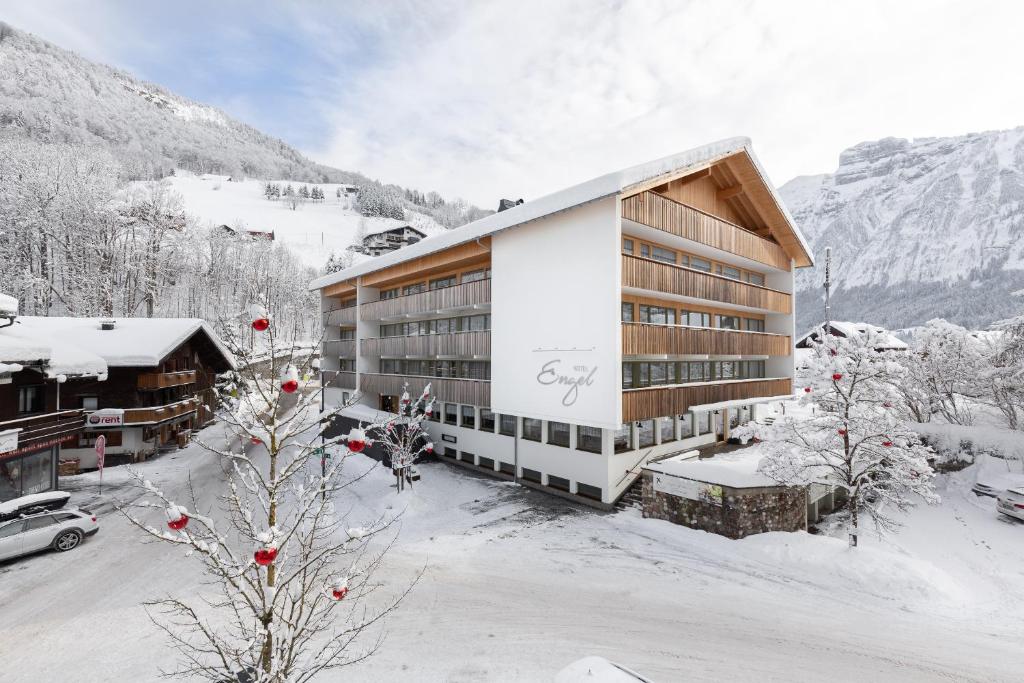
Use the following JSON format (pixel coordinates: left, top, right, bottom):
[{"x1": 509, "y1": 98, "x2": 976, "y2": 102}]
[{"x1": 823, "y1": 246, "x2": 832, "y2": 335}]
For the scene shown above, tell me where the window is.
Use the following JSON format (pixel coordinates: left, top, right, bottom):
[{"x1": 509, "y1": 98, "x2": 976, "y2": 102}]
[
  {"x1": 640, "y1": 244, "x2": 650, "y2": 258},
  {"x1": 521, "y1": 468, "x2": 542, "y2": 483},
  {"x1": 499, "y1": 415, "x2": 516, "y2": 437},
  {"x1": 403, "y1": 282, "x2": 425, "y2": 296},
  {"x1": 576, "y1": 426, "x2": 602, "y2": 453},
  {"x1": 444, "y1": 404, "x2": 458, "y2": 425},
  {"x1": 480, "y1": 409, "x2": 495, "y2": 431},
  {"x1": 460, "y1": 451, "x2": 476, "y2": 465},
  {"x1": 650, "y1": 246, "x2": 677, "y2": 264},
  {"x1": 0, "y1": 521, "x2": 24, "y2": 538},
  {"x1": 679, "y1": 414, "x2": 694, "y2": 439},
  {"x1": 380, "y1": 288, "x2": 399, "y2": 300},
  {"x1": 548, "y1": 422, "x2": 570, "y2": 447},
  {"x1": 576, "y1": 483, "x2": 603, "y2": 501},
  {"x1": 621, "y1": 302, "x2": 634, "y2": 322},
  {"x1": 746, "y1": 272, "x2": 766, "y2": 286},
  {"x1": 80, "y1": 396, "x2": 99, "y2": 411},
  {"x1": 430, "y1": 276, "x2": 456, "y2": 290},
  {"x1": 716, "y1": 264, "x2": 741, "y2": 280},
  {"x1": 745, "y1": 318, "x2": 765, "y2": 332},
  {"x1": 637, "y1": 420, "x2": 656, "y2": 448},
  {"x1": 681, "y1": 310, "x2": 711, "y2": 327},
  {"x1": 548, "y1": 475, "x2": 570, "y2": 492},
  {"x1": 338, "y1": 359, "x2": 356, "y2": 372},
  {"x1": 460, "y1": 405, "x2": 475, "y2": 429},
  {"x1": 689, "y1": 256, "x2": 711, "y2": 273},
  {"x1": 19, "y1": 450, "x2": 54, "y2": 495},
  {"x1": 25, "y1": 514, "x2": 59, "y2": 531},
  {"x1": 659, "y1": 418, "x2": 676, "y2": 444},
  {"x1": 18, "y1": 386, "x2": 43, "y2": 414},
  {"x1": 639, "y1": 305, "x2": 675, "y2": 325},
  {"x1": 522, "y1": 418, "x2": 542, "y2": 442},
  {"x1": 622, "y1": 363, "x2": 634, "y2": 389},
  {"x1": 461, "y1": 268, "x2": 489, "y2": 283},
  {"x1": 622, "y1": 238, "x2": 634, "y2": 255},
  {"x1": 613, "y1": 424, "x2": 633, "y2": 453},
  {"x1": 716, "y1": 315, "x2": 741, "y2": 330},
  {"x1": 338, "y1": 328, "x2": 355, "y2": 340}
]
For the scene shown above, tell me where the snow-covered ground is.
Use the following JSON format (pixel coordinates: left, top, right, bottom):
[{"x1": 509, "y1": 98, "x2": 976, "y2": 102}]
[
  {"x1": 155, "y1": 174, "x2": 447, "y2": 269},
  {"x1": 1, "y1": 421, "x2": 1022, "y2": 682}
]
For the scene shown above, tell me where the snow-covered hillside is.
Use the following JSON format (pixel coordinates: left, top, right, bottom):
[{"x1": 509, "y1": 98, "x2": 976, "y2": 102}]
[
  {"x1": 781, "y1": 128, "x2": 1024, "y2": 332},
  {"x1": 159, "y1": 174, "x2": 448, "y2": 269}
]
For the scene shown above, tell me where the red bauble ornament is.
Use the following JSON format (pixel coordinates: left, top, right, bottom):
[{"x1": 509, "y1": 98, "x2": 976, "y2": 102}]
[
  {"x1": 425, "y1": 443, "x2": 434, "y2": 454},
  {"x1": 254, "y1": 547, "x2": 278, "y2": 566},
  {"x1": 829, "y1": 349, "x2": 837, "y2": 357},
  {"x1": 281, "y1": 379, "x2": 299, "y2": 394},
  {"x1": 804, "y1": 387, "x2": 812, "y2": 393},
  {"x1": 251, "y1": 436, "x2": 263, "y2": 445},
  {"x1": 882, "y1": 440, "x2": 893, "y2": 447},
  {"x1": 837, "y1": 428, "x2": 847, "y2": 436},
  {"x1": 167, "y1": 514, "x2": 189, "y2": 531},
  {"x1": 832, "y1": 373, "x2": 843, "y2": 381},
  {"x1": 332, "y1": 586, "x2": 349, "y2": 600},
  {"x1": 251, "y1": 317, "x2": 270, "y2": 332},
  {"x1": 348, "y1": 439, "x2": 366, "y2": 453},
  {"x1": 883, "y1": 401, "x2": 893, "y2": 408}
]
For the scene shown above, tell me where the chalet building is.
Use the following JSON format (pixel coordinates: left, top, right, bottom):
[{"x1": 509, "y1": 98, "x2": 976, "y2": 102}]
[
  {"x1": 10, "y1": 317, "x2": 235, "y2": 470},
  {"x1": 796, "y1": 321, "x2": 908, "y2": 352},
  {"x1": 354, "y1": 226, "x2": 428, "y2": 257},
  {"x1": 312, "y1": 137, "x2": 813, "y2": 508},
  {"x1": 0, "y1": 298, "x2": 107, "y2": 502}
]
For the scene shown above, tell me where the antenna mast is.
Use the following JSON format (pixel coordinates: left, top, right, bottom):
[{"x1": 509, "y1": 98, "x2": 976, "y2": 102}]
[{"x1": 823, "y1": 247, "x2": 832, "y2": 335}]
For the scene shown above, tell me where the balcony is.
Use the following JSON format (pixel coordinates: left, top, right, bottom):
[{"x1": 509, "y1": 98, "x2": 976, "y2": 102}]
[
  {"x1": 622, "y1": 323, "x2": 791, "y2": 357},
  {"x1": 361, "y1": 330, "x2": 490, "y2": 358},
  {"x1": 0, "y1": 410, "x2": 84, "y2": 457},
  {"x1": 324, "y1": 306, "x2": 357, "y2": 327},
  {"x1": 622, "y1": 191, "x2": 792, "y2": 271},
  {"x1": 323, "y1": 339, "x2": 357, "y2": 358},
  {"x1": 360, "y1": 279, "x2": 490, "y2": 321},
  {"x1": 322, "y1": 370, "x2": 356, "y2": 390},
  {"x1": 122, "y1": 398, "x2": 199, "y2": 425},
  {"x1": 360, "y1": 373, "x2": 491, "y2": 408},
  {"x1": 137, "y1": 369, "x2": 197, "y2": 391},
  {"x1": 622, "y1": 377, "x2": 793, "y2": 422},
  {"x1": 622, "y1": 255, "x2": 791, "y2": 314}
]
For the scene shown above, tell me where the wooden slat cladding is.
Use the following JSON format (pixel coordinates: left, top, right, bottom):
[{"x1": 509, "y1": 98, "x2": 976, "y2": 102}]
[
  {"x1": 622, "y1": 191, "x2": 791, "y2": 271},
  {"x1": 360, "y1": 373, "x2": 491, "y2": 407},
  {"x1": 622, "y1": 378, "x2": 793, "y2": 422},
  {"x1": 324, "y1": 307, "x2": 357, "y2": 327},
  {"x1": 360, "y1": 239, "x2": 491, "y2": 288},
  {"x1": 137, "y1": 370, "x2": 197, "y2": 390},
  {"x1": 323, "y1": 340, "x2": 357, "y2": 358},
  {"x1": 322, "y1": 371, "x2": 356, "y2": 390},
  {"x1": 122, "y1": 398, "x2": 198, "y2": 425},
  {"x1": 360, "y1": 279, "x2": 490, "y2": 321},
  {"x1": 622, "y1": 323, "x2": 791, "y2": 357},
  {"x1": 622, "y1": 255, "x2": 791, "y2": 314},
  {"x1": 361, "y1": 331, "x2": 490, "y2": 358}
]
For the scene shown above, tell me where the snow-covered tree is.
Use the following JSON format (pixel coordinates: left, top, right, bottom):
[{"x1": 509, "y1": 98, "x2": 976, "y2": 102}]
[
  {"x1": 298, "y1": 184, "x2": 310, "y2": 200},
  {"x1": 263, "y1": 182, "x2": 274, "y2": 200},
  {"x1": 367, "y1": 383, "x2": 435, "y2": 492},
  {"x1": 355, "y1": 182, "x2": 405, "y2": 220},
  {"x1": 737, "y1": 327, "x2": 938, "y2": 547},
  {"x1": 119, "y1": 303, "x2": 417, "y2": 681}
]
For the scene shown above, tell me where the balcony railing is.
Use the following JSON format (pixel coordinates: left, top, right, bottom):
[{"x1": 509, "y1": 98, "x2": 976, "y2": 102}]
[
  {"x1": 122, "y1": 398, "x2": 199, "y2": 425},
  {"x1": 137, "y1": 369, "x2": 198, "y2": 390},
  {"x1": 0, "y1": 410, "x2": 84, "y2": 458},
  {"x1": 323, "y1": 339, "x2": 357, "y2": 358},
  {"x1": 622, "y1": 323, "x2": 791, "y2": 357},
  {"x1": 322, "y1": 370, "x2": 356, "y2": 390},
  {"x1": 324, "y1": 306, "x2": 357, "y2": 327},
  {"x1": 361, "y1": 330, "x2": 490, "y2": 358},
  {"x1": 622, "y1": 191, "x2": 792, "y2": 271},
  {"x1": 622, "y1": 377, "x2": 793, "y2": 422},
  {"x1": 359, "y1": 373, "x2": 491, "y2": 408},
  {"x1": 360, "y1": 279, "x2": 490, "y2": 321},
  {"x1": 622, "y1": 255, "x2": 791, "y2": 313}
]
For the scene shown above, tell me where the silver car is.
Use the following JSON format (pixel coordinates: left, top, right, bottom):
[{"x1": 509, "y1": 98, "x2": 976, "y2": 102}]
[
  {"x1": 996, "y1": 488, "x2": 1024, "y2": 522},
  {"x1": 0, "y1": 508, "x2": 99, "y2": 561}
]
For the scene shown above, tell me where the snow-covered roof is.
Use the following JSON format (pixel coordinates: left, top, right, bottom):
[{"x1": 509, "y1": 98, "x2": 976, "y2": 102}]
[
  {"x1": 0, "y1": 293, "x2": 18, "y2": 317},
  {"x1": 363, "y1": 225, "x2": 427, "y2": 240},
  {"x1": 10, "y1": 317, "x2": 236, "y2": 370},
  {"x1": 644, "y1": 450, "x2": 777, "y2": 489},
  {"x1": 0, "y1": 323, "x2": 108, "y2": 379},
  {"x1": 797, "y1": 321, "x2": 908, "y2": 350},
  {"x1": 311, "y1": 137, "x2": 813, "y2": 290}
]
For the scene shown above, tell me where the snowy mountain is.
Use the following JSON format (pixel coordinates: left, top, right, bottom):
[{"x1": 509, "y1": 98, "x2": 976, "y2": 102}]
[{"x1": 781, "y1": 128, "x2": 1024, "y2": 333}]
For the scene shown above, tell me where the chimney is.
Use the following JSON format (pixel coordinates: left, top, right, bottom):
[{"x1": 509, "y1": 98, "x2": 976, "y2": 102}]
[
  {"x1": 497, "y1": 198, "x2": 524, "y2": 212},
  {"x1": 100, "y1": 319, "x2": 116, "y2": 331}
]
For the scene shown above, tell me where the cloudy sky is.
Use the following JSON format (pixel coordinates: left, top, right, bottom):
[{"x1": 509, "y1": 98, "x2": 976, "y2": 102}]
[{"x1": 5, "y1": 0, "x2": 1023, "y2": 206}]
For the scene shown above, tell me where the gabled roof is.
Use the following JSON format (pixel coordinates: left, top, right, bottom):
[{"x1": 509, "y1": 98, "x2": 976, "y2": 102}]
[
  {"x1": 797, "y1": 321, "x2": 908, "y2": 350},
  {"x1": 0, "y1": 323, "x2": 108, "y2": 379},
  {"x1": 363, "y1": 225, "x2": 428, "y2": 240},
  {"x1": 311, "y1": 137, "x2": 813, "y2": 291},
  {"x1": 10, "y1": 317, "x2": 237, "y2": 370}
]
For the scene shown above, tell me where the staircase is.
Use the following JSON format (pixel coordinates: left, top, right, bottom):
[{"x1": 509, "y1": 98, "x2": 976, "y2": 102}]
[{"x1": 615, "y1": 476, "x2": 644, "y2": 511}]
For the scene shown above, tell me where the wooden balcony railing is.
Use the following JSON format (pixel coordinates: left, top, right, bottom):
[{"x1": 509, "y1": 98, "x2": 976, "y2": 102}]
[
  {"x1": 622, "y1": 191, "x2": 792, "y2": 271},
  {"x1": 360, "y1": 279, "x2": 490, "y2": 321},
  {"x1": 137, "y1": 369, "x2": 198, "y2": 390},
  {"x1": 322, "y1": 370, "x2": 356, "y2": 390},
  {"x1": 323, "y1": 339, "x2": 357, "y2": 358},
  {"x1": 622, "y1": 255, "x2": 791, "y2": 313},
  {"x1": 324, "y1": 306, "x2": 357, "y2": 327},
  {"x1": 359, "y1": 373, "x2": 491, "y2": 408},
  {"x1": 122, "y1": 398, "x2": 199, "y2": 425},
  {"x1": 0, "y1": 410, "x2": 84, "y2": 458},
  {"x1": 361, "y1": 330, "x2": 490, "y2": 358},
  {"x1": 622, "y1": 323, "x2": 791, "y2": 357},
  {"x1": 622, "y1": 377, "x2": 793, "y2": 422}
]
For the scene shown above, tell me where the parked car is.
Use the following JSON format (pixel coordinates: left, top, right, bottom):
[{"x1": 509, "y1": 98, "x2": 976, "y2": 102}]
[
  {"x1": 996, "y1": 488, "x2": 1024, "y2": 522},
  {"x1": 0, "y1": 508, "x2": 98, "y2": 561},
  {"x1": 0, "y1": 490, "x2": 72, "y2": 522},
  {"x1": 971, "y1": 481, "x2": 1001, "y2": 498}
]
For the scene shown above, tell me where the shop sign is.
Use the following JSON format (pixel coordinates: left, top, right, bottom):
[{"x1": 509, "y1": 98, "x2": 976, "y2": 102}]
[
  {"x1": 0, "y1": 428, "x2": 19, "y2": 455},
  {"x1": 87, "y1": 409, "x2": 125, "y2": 429}
]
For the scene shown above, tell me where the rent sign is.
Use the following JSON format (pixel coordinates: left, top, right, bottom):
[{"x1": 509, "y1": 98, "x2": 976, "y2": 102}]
[{"x1": 86, "y1": 409, "x2": 125, "y2": 429}]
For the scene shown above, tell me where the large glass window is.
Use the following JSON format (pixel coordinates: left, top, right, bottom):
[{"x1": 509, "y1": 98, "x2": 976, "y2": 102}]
[
  {"x1": 716, "y1": 315, "x2": 741, "y2": 330},
  {"x1": 480, "y1": 409, "x2": 496, "y2": 432},
  {"x1": 499, "y1": 415, "x2": 516, "y2": 437},
  {"x1": 460, "y1": 405, "x2": 476, "y2": 428},
  {"x1": 688, "y1": 256, "x2": 711, "y2": 272},
  {"x1": 681, "y1": 310, "x2": 711, "y2": 327},
  {"x1": 20, "y1": 450, "x2": 54, "y2": 496},
  {"x1": 679, "y1": 414, "x2": 694, "y2": 439},
  {"x1": 548, "y1": 422, "x2": 570, "y2": 447},
  {"x1": 716, "y1": 264, "x2": 741, "y2": 280},
  {"x1": 622, "y1": 238, "x2": 634, "y2": 255},
  {"x1": 430, "y1": 276, "x2": 456, "y2": 290},
  {"x1": 461, "y1": 268, "x2": 490, "y2": 283},
  {"x1": 650, "y1": 246, "x2": 677, "y2": 264},
  {"x1": 746, "y1": 272, "x2": 766, "y2": 286},
  {"x1": 577, "y1": 426, "x2": 602, "y2": 454},
  {"x1": 659, "y1": 418, "x2": 676, "y2": 444},
  {"x1": 621, "y1": 302, "x2": 634, "y2": 322},
  {"x1": 403, "y1": 282, "x2": 425, "y2": 296},
  {"x1": 338, "y1": 328, "x2": 356, "y2": 340},
  {"x1": 18, "y1": 386, "x2": 43, "y2": 414},
  {"x1": 380, "y1": 288, "x2": 399, "y2": 300},
  {"x1": 637, "y1": 420, "x2": 656, "y2": 448},
  {"x1": 613, "y1": 424, "x2": 633, "y2": 453},
  {"x1": 522, "y1": 418, "x2": 542, "y2": 442},
  {"x1": 639, "y1": 305, "x2": 676, "y2": 325},
  {"x1": 745, "y1": 318, "x2": 765, "y2": 332},
  {"x1": 444, "y1": 403, "x2": 458, "y2": 425}
]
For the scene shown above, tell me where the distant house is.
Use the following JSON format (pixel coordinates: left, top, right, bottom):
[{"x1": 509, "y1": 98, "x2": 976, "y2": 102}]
[
  {"x1": 200, "y1": 173, "x2": 233, "y2": 182},
  {"x1": 354, "y1": 225, "x2": 428, "y2": 257},
  {"x1": 796, "y1": 321, "x2": 908, "y2": 354},
  {"x1": 218, "y1": 224, "x2": 275, "y2": 241}
]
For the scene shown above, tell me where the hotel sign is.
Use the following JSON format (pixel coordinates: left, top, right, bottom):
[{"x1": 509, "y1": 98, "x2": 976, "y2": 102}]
[
  {"x1": 0, "y1": 428, "x2": 19, "y2": 455},
  {"x1": 534, "y1": 356, "x2": 598, "y2": 407},
  {"x1": 87, "y1": 409, "x2": 125, "y2": 429}
]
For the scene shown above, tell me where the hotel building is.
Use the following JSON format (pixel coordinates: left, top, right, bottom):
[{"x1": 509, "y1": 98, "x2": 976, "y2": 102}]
[{"x1": 311, "y1": 138, "x2": 813, "y2": 507}]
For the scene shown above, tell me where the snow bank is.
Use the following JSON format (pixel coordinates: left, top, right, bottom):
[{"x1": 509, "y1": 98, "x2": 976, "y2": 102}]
[
  {"x1": 555, "y1": 656, "x2": 650, "y2": 682},
  {"x1": 645, "y1": 450, "x2": 775, "y2": 488},
  {"x1": 0, "y1": 292, "x2": 18, "y2": 316},
  {"x1": 915, "y1": 422, "x2": 1024, "y2": 462}
]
